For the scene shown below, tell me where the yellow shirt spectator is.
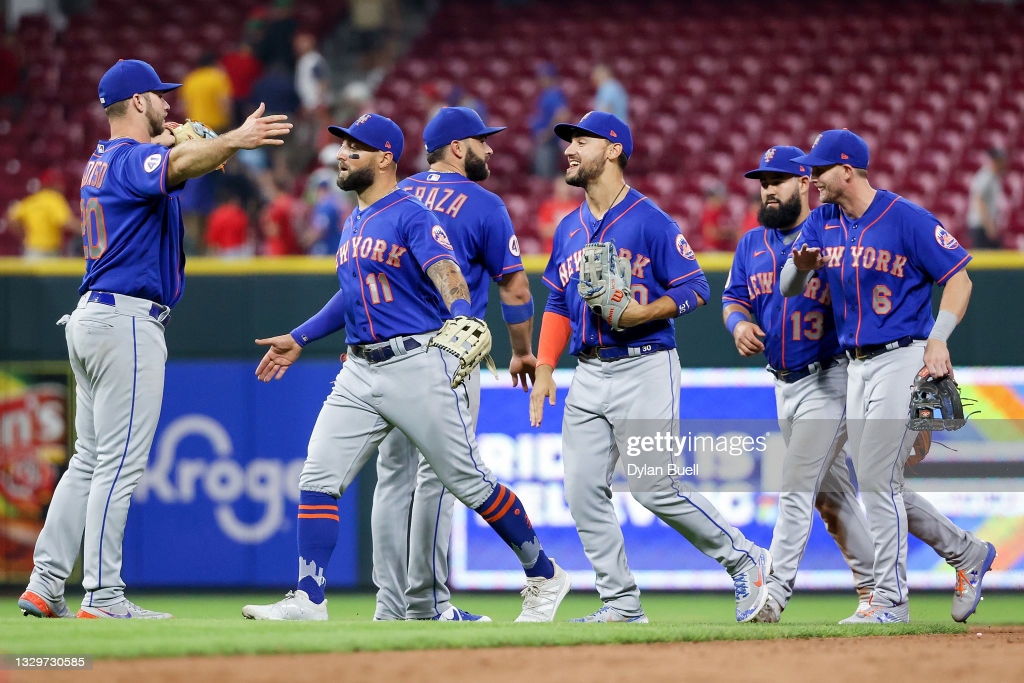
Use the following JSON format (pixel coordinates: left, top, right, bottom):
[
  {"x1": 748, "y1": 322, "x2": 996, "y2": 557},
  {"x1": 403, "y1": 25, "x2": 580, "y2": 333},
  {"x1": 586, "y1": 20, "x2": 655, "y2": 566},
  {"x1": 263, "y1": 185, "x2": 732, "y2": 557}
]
[
  {"x1": 180, "y1": 58, "x2": 233, "y2": 132},
  {"x1": 9, "y1": 187, "x2": 74, "y2": 257}
]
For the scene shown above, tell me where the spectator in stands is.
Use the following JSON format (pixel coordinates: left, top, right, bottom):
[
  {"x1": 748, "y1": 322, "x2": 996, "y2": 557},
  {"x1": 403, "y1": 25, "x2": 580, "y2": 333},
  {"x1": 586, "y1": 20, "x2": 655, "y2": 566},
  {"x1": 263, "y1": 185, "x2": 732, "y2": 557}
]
[
  {"x1": 259, "y1": 177, "x2": 302, "y2": 256},
  {"x1": 205, "y1": 192, "x2": 254, "y2": 258},
  {"x1": 591, "y1": 64, "x2": 628, "y2": 124},
  {"x1": 536, "y1": 176, "x2": 579, "y2": 254},
  {"x1": 292, "y1": 31, "x2": 330, "y2": 168},
  {"x1": 7, "y1": 169, "x2": 76, "y2": 258},
  {"x1": 350, "y1": 0, "x2": 400, "y2": 78},
  {"x1": 738, "y1": 192, "x2": 761, "y2": 237},
  {"x1": 966, "y1": 147, "x2": 1007, "y2": 249},
  {"x1": 698, "y1": 182, "x2": 734, "y2": 251},
  {"x1": 221, "y1": 35, "x2": 263, "y2": 127},
  {"x1": 180, "y1": 52, "x2": 233, "y2": 133},
  {"x1": 256, "y1": 0, "x2": 298, "y2": 71},
  {"x1": 302, "y1": 178, "x2": 351, "y2": 256},
  {"x1": 529, "y1": 62, "x2": 569, "y2": 179},
  {"x1": 178, "y1": 173, "x2": 221, "y2": 256}
]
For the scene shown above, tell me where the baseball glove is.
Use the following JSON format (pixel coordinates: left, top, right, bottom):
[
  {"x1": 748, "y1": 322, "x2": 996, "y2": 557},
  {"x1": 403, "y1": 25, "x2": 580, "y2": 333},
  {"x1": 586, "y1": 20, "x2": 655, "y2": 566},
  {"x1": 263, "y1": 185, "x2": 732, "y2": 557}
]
[
  {"x1": 167, "y1": 119, "x2": 219, "y2": 145},
  {"x1": 907, "y1": 372, "x2": 967, "y2": 432},
  {"x1": 908, "y1": 431, "x2": 931, "y2": 466},
  {"x1": 577, "y1": 241, "x2": 632, "y2": 330},
  {"x1": 166, "y1": 119, "x2": 225, "y2": 171},
  {"x1": 428, "y1": 316, "x2": 499, "y2": 389}
]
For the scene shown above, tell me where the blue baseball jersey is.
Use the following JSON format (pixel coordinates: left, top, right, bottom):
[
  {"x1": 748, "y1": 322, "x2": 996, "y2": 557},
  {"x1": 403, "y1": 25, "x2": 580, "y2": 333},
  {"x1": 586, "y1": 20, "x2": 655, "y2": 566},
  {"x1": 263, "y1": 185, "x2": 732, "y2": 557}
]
[
  {"x1": 400, "y1": 171, "x2": 524, "y2": 318},
  {"x1": 79, "y1": 139, "x2": 186, "y2": 307},
  {"x1": 723, "y1": 223, "x2": 840, "y2": 371},
  {"x1": 335, "y1": 189, "x2": 457, "y2": 344},
  {"x1": 797, "y1": 190, "x2": 972, "y2": 349},
  {"x1": 542, "y1": 187, "x2": 707, "y2": 355}
]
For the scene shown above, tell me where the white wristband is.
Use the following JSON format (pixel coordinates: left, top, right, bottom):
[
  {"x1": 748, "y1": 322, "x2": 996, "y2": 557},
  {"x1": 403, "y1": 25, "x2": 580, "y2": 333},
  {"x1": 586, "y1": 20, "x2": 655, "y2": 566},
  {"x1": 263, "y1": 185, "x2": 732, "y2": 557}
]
[{"x1": 928, "y1": 310, "x2": 958, "y2": 343}]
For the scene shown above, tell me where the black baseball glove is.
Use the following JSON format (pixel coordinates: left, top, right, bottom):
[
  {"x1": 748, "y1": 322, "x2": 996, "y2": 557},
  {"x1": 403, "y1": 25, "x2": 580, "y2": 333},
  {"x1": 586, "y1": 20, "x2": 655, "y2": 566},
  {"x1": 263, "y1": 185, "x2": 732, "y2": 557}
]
[{"x1": 907, "y1": 371, "x2": 967, "y2": 432}]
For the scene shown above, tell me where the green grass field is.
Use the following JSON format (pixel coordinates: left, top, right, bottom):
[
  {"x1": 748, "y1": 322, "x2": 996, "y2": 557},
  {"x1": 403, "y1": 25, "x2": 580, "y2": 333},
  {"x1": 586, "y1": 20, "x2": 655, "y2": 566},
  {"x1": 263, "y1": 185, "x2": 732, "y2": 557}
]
[{"x1": 2, "y1": 591, "x2": 1021, "y2": 659}]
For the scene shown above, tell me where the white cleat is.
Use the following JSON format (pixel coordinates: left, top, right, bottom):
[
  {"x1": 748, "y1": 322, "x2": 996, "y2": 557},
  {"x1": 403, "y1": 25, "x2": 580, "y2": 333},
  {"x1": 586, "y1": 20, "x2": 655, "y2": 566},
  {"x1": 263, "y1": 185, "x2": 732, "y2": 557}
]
[
  {"x1": 514, "y1": 559, "x2": 570, "y2": 623},
  {"x1": 77, "y1": 600, "x2": 172, "y2": 620},
  {"x1": 242, "y1": 590, "x2": 328, "y2": 621}
]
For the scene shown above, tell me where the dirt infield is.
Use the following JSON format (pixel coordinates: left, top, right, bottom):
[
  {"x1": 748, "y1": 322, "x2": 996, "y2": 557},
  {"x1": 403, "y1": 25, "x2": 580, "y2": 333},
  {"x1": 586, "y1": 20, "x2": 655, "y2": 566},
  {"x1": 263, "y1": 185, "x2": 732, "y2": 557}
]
[{"x1": 17, "y1": 626, "x2": 1024, "y2": 683}]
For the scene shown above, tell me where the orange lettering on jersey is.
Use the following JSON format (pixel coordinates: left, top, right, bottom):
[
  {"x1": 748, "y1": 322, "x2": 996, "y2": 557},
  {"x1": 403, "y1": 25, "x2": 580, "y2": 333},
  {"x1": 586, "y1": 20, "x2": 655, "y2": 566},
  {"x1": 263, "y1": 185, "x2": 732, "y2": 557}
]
[
  {"x1": 849, "y1": 246, "x2": 864, "y2": 268},
  {"x1": 444, "y1": 193, "x2": 468, "y2": 218},
  {"x1": 747, "y1": 274, "x2": 761, "y2": 297},
  {"x1": 359, "y1": 237, "x2": 373, "y2": 258},
  {"x1": 422, "y1": 187, "x2": 438, "y2": 209},
  {"x1": 82, "y1": 160, "x2": 109, "y2": 189},
  {"x1": 803, "y1": 276, "x2": 821, "y2": 301},
  {"x1": 386, "y1": 244, "x2": 407, "y2": 267},
  {"x1": 371, "y1": 239, "x2": 387, "y2": 262},
  {"x1": 891, "y1": 254, "x2": 907, "y2": 278},
  {"x1": 433, "y1": 189, "x2": 456, "y2": 213},
  {"x1": 875, "y1": 249, "x2": 892, "y2": 273},
  {"x1": 861, "y1": 246, "x2": 877, "y2": 270},
  {"x1": 819, "y1": 280, "x2": 831, "y2": 306},
  {"x1": 410, "y1": 186, "x2": 426, "y2": 201},
  {"x1": 337, "y1": 240, "x2": 350, "y2": 265},
  {"x1": 631, "y1": 255, "x2": 651, "y2": 279},
  {"x1": 618, "y1": 247, "x2": 633, "y2": 263},
  {"x1": 825, "y1": 246, "x2": 845, "y2": 268},
  {"x1": 558, "y1": 261, "x2": 570, "y2": 287},
  {"x1": 755, "y1": 271, "x2": 774, "y2": 294}
]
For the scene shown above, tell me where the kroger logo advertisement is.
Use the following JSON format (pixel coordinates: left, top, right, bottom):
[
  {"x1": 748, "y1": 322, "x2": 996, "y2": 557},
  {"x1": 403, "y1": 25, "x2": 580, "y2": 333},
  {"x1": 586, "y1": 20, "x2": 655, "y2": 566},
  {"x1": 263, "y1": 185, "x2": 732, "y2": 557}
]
[
  {"x1": 122, "y1": 361, "x2": 359, "y2": 588},
  {"x1": 451, "y1": 368, "x2": 1024, "y2": 592}
]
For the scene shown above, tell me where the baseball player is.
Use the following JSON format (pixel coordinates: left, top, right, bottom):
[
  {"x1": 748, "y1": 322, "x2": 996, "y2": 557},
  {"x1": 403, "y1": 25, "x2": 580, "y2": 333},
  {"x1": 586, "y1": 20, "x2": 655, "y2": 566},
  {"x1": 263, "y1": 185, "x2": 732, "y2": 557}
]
[
  {"x1": 530, "y1": 111, "x2": 772, "y2": 623},
  {"x1": 242, "y1": 113, "x2": 569, "y2": 622},
  {"x1": 18, "y1": 59, "x2": 292, "y2": 619},
  {"x1": 723, "y1": 145, "x2": 877, "y2": 621},
  {"x1": 371, "y1": 106, "x2": 536, "y2": 622},
  {"x1": 781, "y1": 129, "x2": 997, "y2": 623}
]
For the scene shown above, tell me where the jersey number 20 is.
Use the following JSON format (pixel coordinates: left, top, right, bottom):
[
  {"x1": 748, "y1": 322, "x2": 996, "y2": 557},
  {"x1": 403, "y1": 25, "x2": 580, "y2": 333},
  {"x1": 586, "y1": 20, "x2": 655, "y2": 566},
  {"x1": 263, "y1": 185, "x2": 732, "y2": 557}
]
[{"x1": 80, "y1": 197, "x2": 107, "y2": 260}]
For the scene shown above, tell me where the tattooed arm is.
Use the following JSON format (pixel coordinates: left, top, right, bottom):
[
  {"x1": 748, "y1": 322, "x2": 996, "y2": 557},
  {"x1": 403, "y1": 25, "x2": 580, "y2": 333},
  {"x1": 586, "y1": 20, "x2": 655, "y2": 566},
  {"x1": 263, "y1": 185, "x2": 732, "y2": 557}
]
[{"x1": 426, "y1": 258, "x2": 472, "y2": 314}]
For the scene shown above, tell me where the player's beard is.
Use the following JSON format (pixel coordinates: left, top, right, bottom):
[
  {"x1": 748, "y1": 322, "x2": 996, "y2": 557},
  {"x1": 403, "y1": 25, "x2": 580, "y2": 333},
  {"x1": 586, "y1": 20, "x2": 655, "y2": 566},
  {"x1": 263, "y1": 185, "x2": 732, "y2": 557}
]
[
  {"x1": 759, "y1": 191, "x2": 802, "y2": 230},
  {"x1": 464, "y1": 147, "x2": 490, "y2": 182},
  {"x1": 144, "y1": 98, "x2": 165, "y2": 138},
  {"x1": 338, "y1": 166, "x2": 375, "y2": 193},
  {"x1": 564, "y1": 156, "x2": 603, "y2": 188}
]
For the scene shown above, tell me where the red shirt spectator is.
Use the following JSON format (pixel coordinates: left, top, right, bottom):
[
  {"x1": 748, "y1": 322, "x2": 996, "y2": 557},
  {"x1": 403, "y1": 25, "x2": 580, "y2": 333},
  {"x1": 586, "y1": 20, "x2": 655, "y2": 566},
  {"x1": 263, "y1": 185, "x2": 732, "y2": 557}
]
[
  {"x1": 260, "y1": 189, "x2": 301, "y2": 256},
  {"x1": 206, "y1": 198, "x2": 252, "y2": 256}
]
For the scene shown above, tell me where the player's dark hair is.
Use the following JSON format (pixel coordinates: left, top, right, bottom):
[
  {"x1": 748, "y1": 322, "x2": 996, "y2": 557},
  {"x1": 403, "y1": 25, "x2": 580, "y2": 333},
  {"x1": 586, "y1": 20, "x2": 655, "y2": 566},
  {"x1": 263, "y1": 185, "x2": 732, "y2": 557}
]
[
  {"x1": 616, "y1": 154, "x2": 628, "y2": 170},
  {"x1": 426, "y1": 148, "x2": 446, "y2": 165}
]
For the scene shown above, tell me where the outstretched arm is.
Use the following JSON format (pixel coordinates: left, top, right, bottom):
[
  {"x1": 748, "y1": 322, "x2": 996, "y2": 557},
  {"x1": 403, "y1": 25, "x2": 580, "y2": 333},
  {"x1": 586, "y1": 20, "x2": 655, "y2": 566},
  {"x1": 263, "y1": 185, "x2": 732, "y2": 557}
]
[
  {"x1": 923, "y1": 269, "x2": 972, "y2": 378},
  {"x1": 167, "y1": 103, "x2": 292, "y2": 186}
]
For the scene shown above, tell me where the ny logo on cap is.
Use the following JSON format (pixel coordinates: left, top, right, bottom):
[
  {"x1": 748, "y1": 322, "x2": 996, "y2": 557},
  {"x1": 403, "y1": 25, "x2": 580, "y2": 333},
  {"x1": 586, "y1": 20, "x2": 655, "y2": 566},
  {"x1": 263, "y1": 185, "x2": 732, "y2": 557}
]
[
  {"x1": 355, "y1": 114, "x2": 371, "y2": 125},
  {"x1": 764, "y1": 148, "x2": 776, "y2": 162}
]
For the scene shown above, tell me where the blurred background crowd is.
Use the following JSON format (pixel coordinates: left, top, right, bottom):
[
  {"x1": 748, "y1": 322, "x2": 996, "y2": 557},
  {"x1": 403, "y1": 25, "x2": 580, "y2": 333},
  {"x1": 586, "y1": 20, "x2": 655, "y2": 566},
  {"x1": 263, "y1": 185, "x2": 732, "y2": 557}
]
[{"x1": 0, "y1": 0, "x2": 1021, "y2": 259}]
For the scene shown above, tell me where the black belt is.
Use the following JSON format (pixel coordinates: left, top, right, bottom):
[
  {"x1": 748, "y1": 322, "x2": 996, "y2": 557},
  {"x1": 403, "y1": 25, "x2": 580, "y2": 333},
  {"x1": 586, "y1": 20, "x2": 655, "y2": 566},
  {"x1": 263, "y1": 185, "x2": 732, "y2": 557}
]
[
  {"x1": 578, "y1": 343, "x2": 671, "y2": 362},
  {"x1": 88, "y1": 291, "x2": 171, "y2": 327},
  {"x1": 845, "y1": 336, "x2": 915, "y2": 361},
  {"x1": 768, "y1": 356, "x2": 841, "y2": 384},
  {"x1": 348, "y1": 337, "x2": 422, "y2": 363}
]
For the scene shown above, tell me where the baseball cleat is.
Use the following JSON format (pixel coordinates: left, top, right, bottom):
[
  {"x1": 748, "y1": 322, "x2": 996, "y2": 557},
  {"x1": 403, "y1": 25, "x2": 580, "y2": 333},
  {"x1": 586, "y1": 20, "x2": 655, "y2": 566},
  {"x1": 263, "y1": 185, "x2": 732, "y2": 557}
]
[
  {"x1": 514, "y1": 559, "x2": 570, "y2": 622},
  {"x1": 734, "y1": 547, "x2": 772, "y2": 623},
  {"x1": 242, "y1": 590, "x2": 327, "y2": 621},
  {"x1": 752, "y1": 595, "x2": 781, "y2": 624},
  {"x1": 77, "y1": 600, "x2": 172, "y2": 620},
  {"x1": 838, "y1": 598, "x2": 909, "y2": 624},
  {"x1": 570, "y1": 604, "x2": 649, "y2": 623},
  {"x1": 18, "y1": 590, "x2": 72, "y2": 618},
  {"x1": 418, "y1": 606, "x2": 492, "y2": 622},
  {"x1": 952, "y1": 541, "x2": 997, "y2": 623}
]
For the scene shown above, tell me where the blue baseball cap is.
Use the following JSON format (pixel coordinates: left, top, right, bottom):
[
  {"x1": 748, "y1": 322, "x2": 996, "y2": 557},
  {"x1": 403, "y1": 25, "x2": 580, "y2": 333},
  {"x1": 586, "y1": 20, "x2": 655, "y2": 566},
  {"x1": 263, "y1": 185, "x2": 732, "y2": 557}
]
[
  {"x1": 423, "y1": 106, "x2": 505, "y2": 153},
  {"x1": 98, "y1": 59, "x2": 181, "y2": 107},
  {"x1": 554, "y1": 111, "x2": 633, "y2": 158},
  {"x1": 328, "y1": 113, "x2": 404, "y2": 162},
  {"x1": 791, "y1": 129, "x2": 870, "y2": 169},
  {"x1": 743, "y1": 146, "x2": 811, "y2": 179}
]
